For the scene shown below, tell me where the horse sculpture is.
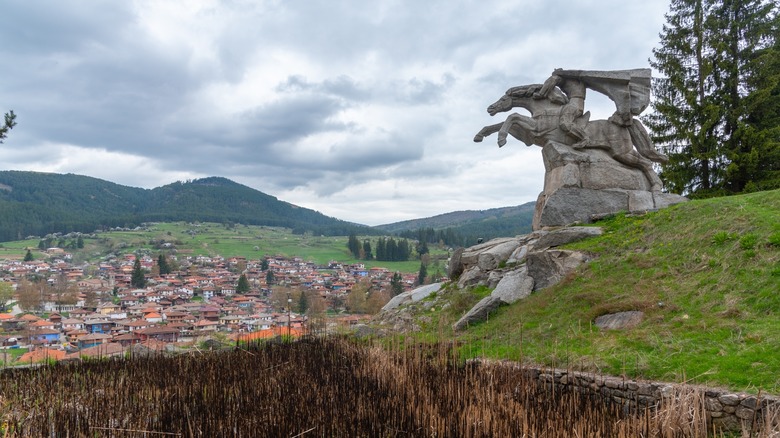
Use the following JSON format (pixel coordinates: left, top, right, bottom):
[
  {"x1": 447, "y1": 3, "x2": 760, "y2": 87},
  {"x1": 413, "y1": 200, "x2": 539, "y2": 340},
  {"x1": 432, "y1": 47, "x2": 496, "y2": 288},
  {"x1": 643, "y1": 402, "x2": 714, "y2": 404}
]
[{"x1": 473, "y1": 84, "x2": 668, "y2": 191}]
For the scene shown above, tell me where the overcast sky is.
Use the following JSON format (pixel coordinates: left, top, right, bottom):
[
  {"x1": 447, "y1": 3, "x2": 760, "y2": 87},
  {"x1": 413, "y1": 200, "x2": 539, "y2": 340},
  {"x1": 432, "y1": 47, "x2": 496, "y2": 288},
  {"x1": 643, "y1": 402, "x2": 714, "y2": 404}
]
[{"x1": 0, "y1": 0, "x2": 670, "y2": 226}]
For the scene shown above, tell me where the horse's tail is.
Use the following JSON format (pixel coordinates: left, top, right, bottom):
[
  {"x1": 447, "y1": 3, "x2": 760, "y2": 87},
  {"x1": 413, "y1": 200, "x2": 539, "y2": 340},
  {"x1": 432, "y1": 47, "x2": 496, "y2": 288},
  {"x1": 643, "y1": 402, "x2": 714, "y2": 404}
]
[{"x1": 629, "y1": 119, "x2": 669, "y2": 164}]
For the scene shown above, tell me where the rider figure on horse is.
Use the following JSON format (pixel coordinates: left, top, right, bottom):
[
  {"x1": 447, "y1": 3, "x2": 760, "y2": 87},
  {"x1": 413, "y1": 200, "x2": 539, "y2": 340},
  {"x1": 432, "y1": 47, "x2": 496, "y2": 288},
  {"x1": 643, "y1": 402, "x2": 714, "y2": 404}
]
[{"x1": 533, "y1": 69, "x2": 590, "y2": 148}]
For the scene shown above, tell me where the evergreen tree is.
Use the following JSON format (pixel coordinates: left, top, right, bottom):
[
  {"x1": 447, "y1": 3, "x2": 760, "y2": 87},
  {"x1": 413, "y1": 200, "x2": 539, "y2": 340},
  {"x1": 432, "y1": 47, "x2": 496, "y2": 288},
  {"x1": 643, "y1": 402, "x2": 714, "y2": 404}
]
[
  {"x1": 362, "y1": 240, "x2": 373, "y2": 260},
  {"x1": 298, "y1": 290, "x2": 309, "y2": 314},
  {"x1": 131, "y1": 257, "x2": 146, "y2": 288},
  {"x1": 266, "y1": 270, "x2": 275, "y2": 286},
  {"x1": 417, "y1": 240, "x2": 429, "y2": 258},
  {"x1": 157, "y1": 254, "x2": 171, "y2": 275},
  {"x1": 376, "y1": 237, "x2": 386, "y2": 261},
  {"x1": 347, "y1": 233, "x2": 361, "y2": 258},
  {"x1": 386, "y1": 238, "x2": 397, "y2": 261},
  {"x1": 710, "y1": 0, "x2": 780, "y2": 192},
  {"x1": 648, "y1": 0, "x2": 780, "y2": 195},
  {"x1": 398, "y1": 239, "x2": 410, "y2": 261},
  {"x1": 417, "y1": 262, "x2": 428, "y2": 286},
  {"x1": 260, "y1": 258, "x2": 269, "y2": 271},
  {"x1": 23, "y1": 249, "x2": 33, "y2": 262},
  {"x1": 390, "y1": 272, "x2": 404, "y2": 296},
  {"x1": 0, "y1": 110, "x2": 16, "y2": 144},
  {"x1": 648, "y1": 0, "x2": 723, "y2": 194},
  {"x1": 236, "y1": 273, "x2": 250, "y2": 294},
  {"x1": 77, "y1": 236, "x2": 84, "y2": 249}
]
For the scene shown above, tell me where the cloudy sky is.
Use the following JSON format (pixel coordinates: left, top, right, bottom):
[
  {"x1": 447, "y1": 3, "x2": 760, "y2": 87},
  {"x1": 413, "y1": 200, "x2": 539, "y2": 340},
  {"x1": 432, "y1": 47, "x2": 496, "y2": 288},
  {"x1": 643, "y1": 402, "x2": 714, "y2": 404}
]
[{"x1": 1, "y1": 0, "x2": 670, "y2": 226}]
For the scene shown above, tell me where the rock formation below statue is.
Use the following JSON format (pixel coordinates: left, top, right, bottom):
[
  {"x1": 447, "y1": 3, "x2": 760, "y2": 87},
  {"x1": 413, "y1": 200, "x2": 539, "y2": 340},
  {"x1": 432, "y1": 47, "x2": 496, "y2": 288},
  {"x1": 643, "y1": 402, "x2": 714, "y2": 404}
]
[{"x1": 534, "y1": 141, "x2": 687, "y2": 229}]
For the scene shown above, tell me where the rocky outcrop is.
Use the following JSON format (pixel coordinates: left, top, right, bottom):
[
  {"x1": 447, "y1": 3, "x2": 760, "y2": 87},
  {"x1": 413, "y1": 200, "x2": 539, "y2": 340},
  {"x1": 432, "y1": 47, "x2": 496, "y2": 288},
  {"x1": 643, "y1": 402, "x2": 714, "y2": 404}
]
[
  {"x1": 491, "y1": 267, "x2": 534, "y2": 304},
  {"x1": 452, "y1": 296, "x2": 503, "y2": 331},
  {"x1": 448, "y1": 226, "x2": 603, "y2": 331},
  {"x1": 526, "y1": 250, "x2": 589, "y2": 291},
  {"x1": 452, "y1": 266, "x2": 535, "y2": 331},
  {"x1": 382, "y1": 283, "x2": 443, "y2": 312},
  {"x1": 533, "y1": 143, "x2": 687, "y2": 229}
]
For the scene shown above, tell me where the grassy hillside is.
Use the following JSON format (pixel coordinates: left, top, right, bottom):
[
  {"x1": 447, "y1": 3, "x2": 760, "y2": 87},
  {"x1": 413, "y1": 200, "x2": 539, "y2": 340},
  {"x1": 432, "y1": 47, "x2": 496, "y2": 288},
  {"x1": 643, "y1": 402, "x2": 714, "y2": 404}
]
[
  {"x1": 0, "y1": 222, "x2": 429, "y2": 273},
  {"x1": 407, "y1": 189, "x2": 780, "y2": 392}
]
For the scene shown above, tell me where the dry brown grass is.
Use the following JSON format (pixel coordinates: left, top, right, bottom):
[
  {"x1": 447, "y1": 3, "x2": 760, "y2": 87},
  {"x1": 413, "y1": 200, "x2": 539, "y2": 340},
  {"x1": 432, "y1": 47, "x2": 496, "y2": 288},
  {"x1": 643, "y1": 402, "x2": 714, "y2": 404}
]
[{"x1": 0, "y1": 338, "x2": 777, "y2": 437}]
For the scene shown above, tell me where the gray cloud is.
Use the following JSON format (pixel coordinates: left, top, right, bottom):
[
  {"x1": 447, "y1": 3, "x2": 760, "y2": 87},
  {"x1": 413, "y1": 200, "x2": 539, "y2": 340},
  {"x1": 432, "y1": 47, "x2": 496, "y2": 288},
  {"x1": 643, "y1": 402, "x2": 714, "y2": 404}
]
[{"x1": 0, "y1": 0, "x2": 671, "y2": 225}]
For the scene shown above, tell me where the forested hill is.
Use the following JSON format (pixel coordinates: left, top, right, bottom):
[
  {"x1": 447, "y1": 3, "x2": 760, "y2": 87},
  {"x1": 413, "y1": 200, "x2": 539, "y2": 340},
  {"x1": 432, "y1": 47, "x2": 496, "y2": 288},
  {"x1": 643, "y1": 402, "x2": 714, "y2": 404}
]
[
  {"x1": 375, "y1": 203, "x2": 536, "y2": 246},
  {"x1": 0, "y1": 171, "x2": 371, "y2": 241}
]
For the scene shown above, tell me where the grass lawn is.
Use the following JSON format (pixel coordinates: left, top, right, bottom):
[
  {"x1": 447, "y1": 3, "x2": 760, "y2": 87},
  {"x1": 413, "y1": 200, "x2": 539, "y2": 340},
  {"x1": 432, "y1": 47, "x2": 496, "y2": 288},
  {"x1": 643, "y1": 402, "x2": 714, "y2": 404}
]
[{"x1": 406, "y1": 189, "x2": 780, "y2": 393}]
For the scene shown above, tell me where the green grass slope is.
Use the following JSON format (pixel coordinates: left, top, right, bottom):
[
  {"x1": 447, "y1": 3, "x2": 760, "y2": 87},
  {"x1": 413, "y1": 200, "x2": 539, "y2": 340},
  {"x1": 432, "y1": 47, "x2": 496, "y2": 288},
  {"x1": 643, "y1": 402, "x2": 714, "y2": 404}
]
[{"x1": 412, "y1": 189, "x2": 780, "y2": 393}]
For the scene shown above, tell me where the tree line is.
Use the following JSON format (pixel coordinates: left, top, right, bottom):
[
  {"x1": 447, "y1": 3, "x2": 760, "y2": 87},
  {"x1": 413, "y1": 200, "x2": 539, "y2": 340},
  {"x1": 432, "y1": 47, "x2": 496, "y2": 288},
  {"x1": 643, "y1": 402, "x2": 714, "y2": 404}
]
[{"x1": 347, "y1": 234, "x2": 413, "y2": 261}]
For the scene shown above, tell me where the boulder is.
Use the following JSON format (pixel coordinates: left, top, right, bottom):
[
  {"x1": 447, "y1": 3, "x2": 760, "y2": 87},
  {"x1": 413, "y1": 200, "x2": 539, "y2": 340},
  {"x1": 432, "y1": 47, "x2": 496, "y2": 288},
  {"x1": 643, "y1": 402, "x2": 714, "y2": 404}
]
[
  {"x1": 534, "y1": 187, "x2": 629, "y2": 229},
  {"x1": 461, "y1": 237, "x2": 517, "y2": 266},
  {"x1": 508, "y1": 245, "x2": 529, "y2": 264},
  {"x1": 526, "y1": 249, "x2": 589, "y2": 290},
  {"x1": 382, "y1": 282, "x2": 443, "y2": 312},
  {"x1": 447, "y1": 247, "x2": 465, "y2": 279},
  {"x1": 457, "y1": 266, "x2": 485, "y2": 289},
  {"x1": 486, "y1": 270, "x2": 505, "y2": 289},
  {"x1": 452, "y1": 296, "x2": 503, "y2": 331},
  {"x1": 532, "y1": 226, "x2": 603, "y2": 250},
  {"x1": 594, "y1": 311, "x2": 644, "y2": 330},
  {"x1": 491, "y1": 267, "x2": 534, "y2": 304},
  {"x1": 477, "y1": 238, "x2": 522, "y2": 270}
]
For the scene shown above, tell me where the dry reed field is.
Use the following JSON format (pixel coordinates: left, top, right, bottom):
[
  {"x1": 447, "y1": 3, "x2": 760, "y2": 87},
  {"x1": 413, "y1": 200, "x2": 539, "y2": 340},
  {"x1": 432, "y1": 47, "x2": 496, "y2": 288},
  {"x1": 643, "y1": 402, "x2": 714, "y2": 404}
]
[{"x1": 0, "y1": 337, "x2": 775, "y2": 437}]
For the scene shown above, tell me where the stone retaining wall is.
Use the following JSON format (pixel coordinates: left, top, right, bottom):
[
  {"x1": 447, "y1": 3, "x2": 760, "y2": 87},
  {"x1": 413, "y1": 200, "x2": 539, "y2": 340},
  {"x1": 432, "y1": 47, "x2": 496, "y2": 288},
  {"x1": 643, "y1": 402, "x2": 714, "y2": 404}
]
[{"x1": 478, "y1": 361, "x2": 779, "y2": 433}]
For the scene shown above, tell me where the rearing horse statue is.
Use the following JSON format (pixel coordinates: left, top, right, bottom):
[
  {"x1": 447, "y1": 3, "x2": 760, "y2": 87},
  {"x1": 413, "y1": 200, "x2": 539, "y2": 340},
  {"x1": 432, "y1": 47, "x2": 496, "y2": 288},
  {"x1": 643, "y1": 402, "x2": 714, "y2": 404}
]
[{"x1": 474, "y1": 83, "x2": 668, "y2": 191}]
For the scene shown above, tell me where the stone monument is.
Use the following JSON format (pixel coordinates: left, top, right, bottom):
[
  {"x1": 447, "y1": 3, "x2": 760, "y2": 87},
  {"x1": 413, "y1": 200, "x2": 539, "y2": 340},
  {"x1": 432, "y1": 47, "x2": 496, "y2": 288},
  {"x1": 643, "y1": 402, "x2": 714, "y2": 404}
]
[{"x1": 474, "y1": 68, "x2": 686, "y2": 229}]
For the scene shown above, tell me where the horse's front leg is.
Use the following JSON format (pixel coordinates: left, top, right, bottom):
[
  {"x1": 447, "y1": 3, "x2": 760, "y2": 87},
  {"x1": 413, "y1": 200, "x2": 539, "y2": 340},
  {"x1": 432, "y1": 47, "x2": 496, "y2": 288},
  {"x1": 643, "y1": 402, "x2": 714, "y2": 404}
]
[
  {"x1": 474, "y1": 122, "x2": 503, "y2": 143},
  {"x1": 498, "y1": 113, "x2": 525, "y2": 147}
]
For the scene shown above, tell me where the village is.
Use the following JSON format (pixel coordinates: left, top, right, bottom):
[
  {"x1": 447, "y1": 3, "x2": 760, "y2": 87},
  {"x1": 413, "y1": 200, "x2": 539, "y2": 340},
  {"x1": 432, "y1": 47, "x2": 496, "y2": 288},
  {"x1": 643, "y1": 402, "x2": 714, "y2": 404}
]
[{"x1": 0, "y1": 247, "x2": 423, "y2": 365}]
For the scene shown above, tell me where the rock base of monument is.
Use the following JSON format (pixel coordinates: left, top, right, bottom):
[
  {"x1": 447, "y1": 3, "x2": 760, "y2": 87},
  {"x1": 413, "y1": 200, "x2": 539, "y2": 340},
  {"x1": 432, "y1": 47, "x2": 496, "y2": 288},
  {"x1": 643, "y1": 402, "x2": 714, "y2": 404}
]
[{"x1": 532, "y1": 142, "x2": 687, "y2": 229}]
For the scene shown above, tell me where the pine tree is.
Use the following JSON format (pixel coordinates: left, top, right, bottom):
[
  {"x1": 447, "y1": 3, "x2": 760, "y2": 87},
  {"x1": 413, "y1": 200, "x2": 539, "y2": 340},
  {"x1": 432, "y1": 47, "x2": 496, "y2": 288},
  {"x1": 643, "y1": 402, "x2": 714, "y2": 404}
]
[
  {"x1": 710, "y1": 0, "x2": 780, "y2": 192},
  {"x1": 648, "y1": 0, "x2": 780, "y2": 195},
  {"x1": 298, "y1": 291, "x2": 309, "y2": 314},
  {"x1": 347, "y1": 234, "x2": 361, "y2": 258},
  {"x1": 362, "y1": 240, "x2": 373, "y2": 260},
  {"x1": 131, "y1": 257, "x2": 146, "y2": 288},
  {"x1": 23, "y1": 249, "x2": 33, "y2": 262},
  {"x1": 648, "y1": 0, "x2": 723, "y2": 194},
  {"x1": 157, "y1": 254, "x2": 171, "y2": 275},
  {"x1": 386, "y1": 238, "x2": 398, "y2": 261},
  {"x1": 236, "y1": 274, "x2": 250, "y2": 293},
  {"x1": 417, "y1": 262, "x2": 428, "y2": 286},
  {"x1": 417, "y1": 241, "x2": 429, "y2": 257},
  {"x1": 376, "y1": 237, "x2": 386, "y2": 261},
  {"x1": 0, "y1": 111, "x2": 15, "y2": 144},
  {"x1": 390, "y1": 272, "x2": 404, "y2": 296}
]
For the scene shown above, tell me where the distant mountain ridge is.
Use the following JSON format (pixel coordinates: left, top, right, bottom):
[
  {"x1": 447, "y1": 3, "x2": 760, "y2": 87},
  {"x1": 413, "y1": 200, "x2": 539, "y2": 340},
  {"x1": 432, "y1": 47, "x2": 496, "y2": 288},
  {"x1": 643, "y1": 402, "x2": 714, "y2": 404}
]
[
  {"x1": 375, "y1": 204, "x2": 536, "y2": 244},
  {"x1": 0, "y1": 170, "x2": 535, "y2": 244},
  {"x1": 0, "y1": 171, "x2": 369, "y2": 241}
]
